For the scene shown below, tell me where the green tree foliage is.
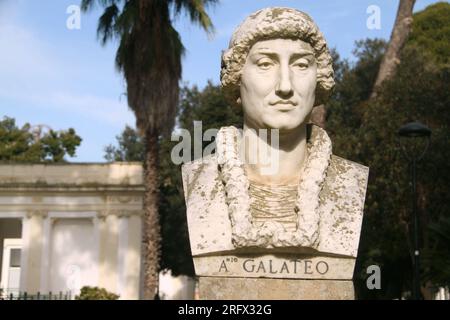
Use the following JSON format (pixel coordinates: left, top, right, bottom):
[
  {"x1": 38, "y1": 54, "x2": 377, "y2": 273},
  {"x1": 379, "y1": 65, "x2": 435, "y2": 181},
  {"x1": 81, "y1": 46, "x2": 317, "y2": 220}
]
[
  {"x1": 104, "y1": 125, "x2": 144, "y2": 162},
  {"x1": 422, "y1": 216, "x2": 450, "y2": 288},
  {"x1": 0, "y1": 116, "x2": 82, "y2": 162},
  {"x1": 408, "y1": 2, "x2": 450, "y2": 66},
  {"x1": 75, "y1": 286, "x2": 119, "y2": 300},
  {"x1": 328, "y1": 3, "x2": 449, "y2": 299},
  {"x1": 327, "y1": 39, "x2": 387, "y2": 131},
  {"x1": 179, "y1": 80, "x2": 243, "y2": 133}
]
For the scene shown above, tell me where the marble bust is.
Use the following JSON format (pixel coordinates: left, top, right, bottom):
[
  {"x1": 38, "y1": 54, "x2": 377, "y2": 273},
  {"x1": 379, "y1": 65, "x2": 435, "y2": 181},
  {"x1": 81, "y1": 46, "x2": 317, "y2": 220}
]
[{"x1": 181, "y1": 7, "x2": 369, "y2": 284}]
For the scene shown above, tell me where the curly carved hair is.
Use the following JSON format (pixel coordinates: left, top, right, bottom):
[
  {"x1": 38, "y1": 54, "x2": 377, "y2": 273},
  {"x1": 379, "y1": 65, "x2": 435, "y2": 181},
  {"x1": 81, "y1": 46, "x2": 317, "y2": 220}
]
[{"x1": 221, "y1": 7, "x2": 335, "y2": 107}]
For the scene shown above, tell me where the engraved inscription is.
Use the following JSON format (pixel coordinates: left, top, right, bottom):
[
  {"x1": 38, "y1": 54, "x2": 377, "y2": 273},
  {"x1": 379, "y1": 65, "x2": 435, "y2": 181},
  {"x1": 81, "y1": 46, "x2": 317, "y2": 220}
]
[{"x1": 218, "y1": 257, "x2": 330, "y2": 276}]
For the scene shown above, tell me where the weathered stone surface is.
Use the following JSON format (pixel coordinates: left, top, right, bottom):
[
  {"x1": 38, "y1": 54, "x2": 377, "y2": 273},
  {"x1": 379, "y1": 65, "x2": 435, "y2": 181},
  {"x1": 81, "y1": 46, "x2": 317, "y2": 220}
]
[
  {"x1": 182, "y1": 7, "x2": 369, "y2": 260},
  {"x1": 194, "y1": 254, "x2": 356, "y2": 280},
  {"x1": 221, "y1": 7, "x2": 335, "y2": 107},
  {"x1": 199, "y1": 277, "x2": 355, "y2": 300},
  {"x1": 182, "y1": 6, "x2": 370, "y2": 301},
  {"x1": 182, "y1": 151, "x2": 368, "y2": 257},
  {"x1": 0, "y1": 163, "x2": 144, "y2": 188},
  {"x1": 215, "y1": 124, "x2": 332, "y2": 249}
]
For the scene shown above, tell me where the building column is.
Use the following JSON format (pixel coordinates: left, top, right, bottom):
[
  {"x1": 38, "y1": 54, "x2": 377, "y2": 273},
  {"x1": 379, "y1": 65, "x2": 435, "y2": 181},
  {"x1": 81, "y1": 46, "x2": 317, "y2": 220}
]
[
  {"x1": 22, "y1": 211, "x2": 47, "y2": 294},
  {"x1": 117, "y1": 211, "x2": 142, "y2": 300},
  {"x1": 97, "y1": 211, "x2": 119, "y2": 295}
]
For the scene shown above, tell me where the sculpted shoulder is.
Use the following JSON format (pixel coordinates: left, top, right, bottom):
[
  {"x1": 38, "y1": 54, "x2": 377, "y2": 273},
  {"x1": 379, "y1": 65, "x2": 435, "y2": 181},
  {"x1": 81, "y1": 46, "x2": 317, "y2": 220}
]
[
  {"x1": 181, "y1": 154, "x2": 217, "y2": 175},
  {"x1": 327, "y1": 155, "x2": 369, "y2": 197},
  {"x1": 317, "y1": 155, "x2": 369, "y2": 257},
  {"x1": 181, "y1": 154, "x2": 220, "y2": 204}
]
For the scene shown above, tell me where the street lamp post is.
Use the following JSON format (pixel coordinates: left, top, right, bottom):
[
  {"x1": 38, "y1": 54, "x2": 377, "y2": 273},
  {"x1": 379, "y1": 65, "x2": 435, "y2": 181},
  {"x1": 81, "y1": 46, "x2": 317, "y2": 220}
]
[{"x1": 398, "y1": 121, "x2": 431, "y2": 300}]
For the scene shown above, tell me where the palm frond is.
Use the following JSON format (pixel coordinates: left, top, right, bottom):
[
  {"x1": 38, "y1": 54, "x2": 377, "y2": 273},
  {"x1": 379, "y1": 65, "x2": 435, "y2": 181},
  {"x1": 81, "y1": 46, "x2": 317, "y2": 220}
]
[
  {"x1": 80, "y1": 0, "x2": 96, "y2": 12},
  {"x1": 97, "y1": 4, "x2": 120, "y2": 45},
  {"x1": 84, "y1": 0, "x2": 215, "y2": 134},
  {"x1": 81, "y1": 0, "x2": 121, "y2": 12},
  {"x1": 115, "y1": 32, "x2": 132, "y2": 72},
  {"x1": 113, "y1": 0, "x2": 137, "y2": 37},
  {"x1": 170, "y1": 0, "x2": 217, "y2": 35}
]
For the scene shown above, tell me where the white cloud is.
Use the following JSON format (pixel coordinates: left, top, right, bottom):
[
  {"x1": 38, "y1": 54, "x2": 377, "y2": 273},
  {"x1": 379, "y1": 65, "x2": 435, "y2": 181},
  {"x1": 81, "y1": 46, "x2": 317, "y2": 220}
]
[
  {"x1": 0, "y1": 10, "x2": 134, "y2": 128},
  {"x1": 0, "y1": 21, "x2": 60, "y2": 83},
  {"x1": 0, "y1": 86, "x2": 135, "y2": 127},
  {"x1": 215, "y1": 12, "x2": 249, "y2": 40},
  {"x1": 46, "y1": 91, "x2": 135, "y2": 127}
]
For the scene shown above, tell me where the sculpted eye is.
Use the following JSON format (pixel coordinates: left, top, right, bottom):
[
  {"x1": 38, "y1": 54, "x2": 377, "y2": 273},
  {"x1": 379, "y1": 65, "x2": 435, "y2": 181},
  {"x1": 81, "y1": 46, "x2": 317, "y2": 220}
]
[
  {"x1": 256, "y1": 58, "x2": 274, "y2": 70},
  {"x1": 293, "y1": 58, "x2": 311, "y2": 70}
]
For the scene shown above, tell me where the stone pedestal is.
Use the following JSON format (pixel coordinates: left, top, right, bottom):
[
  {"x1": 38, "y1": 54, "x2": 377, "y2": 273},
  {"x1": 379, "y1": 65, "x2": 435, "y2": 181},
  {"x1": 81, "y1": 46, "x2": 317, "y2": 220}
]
[
  {"x1": 199, "y1": 277, "x2": 355, "y2": 300},
  {"x1": 181, "y1": 5, "x2": 370, "y2": 303},
  {"x1": 193, "y1": 254, "x2": 357, "y2": 300}
]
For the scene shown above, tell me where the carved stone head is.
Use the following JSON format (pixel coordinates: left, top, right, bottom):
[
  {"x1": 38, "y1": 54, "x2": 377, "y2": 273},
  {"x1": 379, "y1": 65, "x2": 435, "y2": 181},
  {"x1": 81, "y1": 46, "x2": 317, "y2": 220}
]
[{"x1": 221, "y1": 7, "x2": 335, "y2": 117}]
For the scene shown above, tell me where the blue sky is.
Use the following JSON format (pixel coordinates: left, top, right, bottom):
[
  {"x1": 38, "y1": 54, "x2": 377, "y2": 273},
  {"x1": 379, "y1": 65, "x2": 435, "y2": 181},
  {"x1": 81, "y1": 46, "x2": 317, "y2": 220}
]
[{"x1": 0, "y1": 0, "x2": 442, "y2": 162}]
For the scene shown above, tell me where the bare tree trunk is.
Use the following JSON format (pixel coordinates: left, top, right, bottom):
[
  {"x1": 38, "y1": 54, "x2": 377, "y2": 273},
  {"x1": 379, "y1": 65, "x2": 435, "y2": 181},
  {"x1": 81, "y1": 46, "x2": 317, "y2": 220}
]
[
  {"x1": 311, "y1": 105, "x2": 327, "y2": 129},
  {"x1": 371, "y1": 0, "x2": 416, "y2": 98},
  {"x1": 141, "y1": 129, "x2": 161, "y2": 300}
]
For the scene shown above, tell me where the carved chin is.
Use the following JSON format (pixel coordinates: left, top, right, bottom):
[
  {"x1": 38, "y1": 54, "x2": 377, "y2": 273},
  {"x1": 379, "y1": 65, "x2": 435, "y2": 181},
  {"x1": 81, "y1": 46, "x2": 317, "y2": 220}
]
[{"x1": 260, "y1": 117, "x2": 308, "y2": 131}]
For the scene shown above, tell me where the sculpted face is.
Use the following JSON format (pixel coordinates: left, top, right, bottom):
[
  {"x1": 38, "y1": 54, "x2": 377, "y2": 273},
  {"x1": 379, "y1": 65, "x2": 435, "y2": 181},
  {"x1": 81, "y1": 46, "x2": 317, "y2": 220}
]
[{"x1": 240, "y1": 38, "x2": 317, "y2": 131}]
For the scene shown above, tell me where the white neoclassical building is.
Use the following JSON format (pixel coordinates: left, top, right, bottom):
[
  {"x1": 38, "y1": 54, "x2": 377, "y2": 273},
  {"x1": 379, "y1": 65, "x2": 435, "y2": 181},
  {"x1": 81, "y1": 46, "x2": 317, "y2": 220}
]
[{"x1": 0, "y1": 163, "x2": 144, "y2": 299}]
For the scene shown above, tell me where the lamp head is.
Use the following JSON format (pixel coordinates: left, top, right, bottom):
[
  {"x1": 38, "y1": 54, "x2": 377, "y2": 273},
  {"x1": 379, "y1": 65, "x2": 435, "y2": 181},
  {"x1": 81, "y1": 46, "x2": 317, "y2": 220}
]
[{"x1": 398, "y1": 121, "x2": 432, "y2": 138}]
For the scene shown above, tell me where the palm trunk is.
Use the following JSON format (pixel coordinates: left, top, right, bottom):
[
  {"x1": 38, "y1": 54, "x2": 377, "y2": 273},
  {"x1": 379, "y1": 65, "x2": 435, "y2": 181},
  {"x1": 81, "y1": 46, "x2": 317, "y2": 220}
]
[
  {"x1": 371, "y1": 0, "x2": 416, "y2": 98},
  {"x1": 142, "y1": 129, "x2": 161, "y2": 299}
]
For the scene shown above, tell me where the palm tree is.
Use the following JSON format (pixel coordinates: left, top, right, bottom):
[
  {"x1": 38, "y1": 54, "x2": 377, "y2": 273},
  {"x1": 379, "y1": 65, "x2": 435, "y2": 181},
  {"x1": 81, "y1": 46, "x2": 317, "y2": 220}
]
[{"x1": 81, "y1": 0, "x2": 216, "y2": 299}]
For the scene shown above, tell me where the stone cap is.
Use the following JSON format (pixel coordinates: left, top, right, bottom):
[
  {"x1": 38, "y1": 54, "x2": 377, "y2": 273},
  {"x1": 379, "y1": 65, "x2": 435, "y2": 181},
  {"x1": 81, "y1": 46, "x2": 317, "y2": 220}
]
[{"x1": 0, "y1": 163, "x2": 144, "y2": 189}]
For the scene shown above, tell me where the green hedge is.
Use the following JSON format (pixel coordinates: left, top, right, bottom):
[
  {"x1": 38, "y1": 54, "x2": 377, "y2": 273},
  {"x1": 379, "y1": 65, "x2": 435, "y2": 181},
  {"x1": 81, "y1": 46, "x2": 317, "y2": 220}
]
[{"x1": 75, "y1": 286, "x2": 119, "y2": 300}]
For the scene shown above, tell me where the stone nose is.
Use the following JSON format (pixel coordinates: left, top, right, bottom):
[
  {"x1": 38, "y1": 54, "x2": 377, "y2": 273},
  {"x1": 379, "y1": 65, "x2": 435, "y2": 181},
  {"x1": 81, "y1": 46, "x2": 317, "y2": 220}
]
[{"x1": 275, "y1": 64, "x2": 293, "y2": 98}]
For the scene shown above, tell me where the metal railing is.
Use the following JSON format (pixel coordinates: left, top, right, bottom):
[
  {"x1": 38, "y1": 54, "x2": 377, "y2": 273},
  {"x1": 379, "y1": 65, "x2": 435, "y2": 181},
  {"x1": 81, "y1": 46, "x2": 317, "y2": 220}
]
[{"x1": 0, "y1": 290, "x2": 72, "y2": 300}]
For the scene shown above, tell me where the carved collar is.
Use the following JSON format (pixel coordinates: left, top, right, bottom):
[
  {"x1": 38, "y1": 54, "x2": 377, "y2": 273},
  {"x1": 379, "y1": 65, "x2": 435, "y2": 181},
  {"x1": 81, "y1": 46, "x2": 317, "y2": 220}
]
[{"x1": 216, "y1": 124, "x2": 332, "y2": 249}]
